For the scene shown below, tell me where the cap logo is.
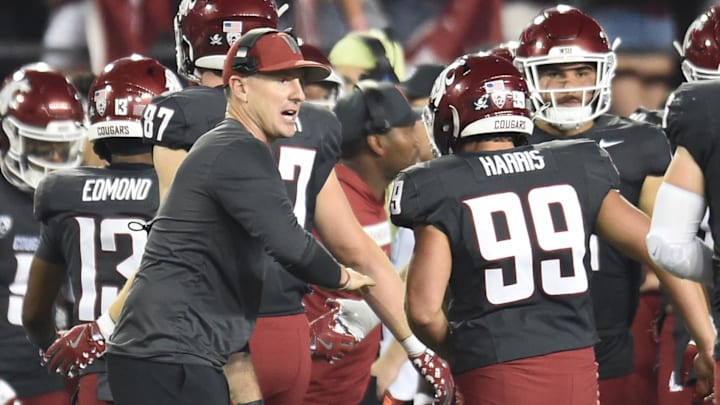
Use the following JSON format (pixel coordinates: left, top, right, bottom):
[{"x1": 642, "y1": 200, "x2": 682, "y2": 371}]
[
  {"x1": 280, "y1": 35, "x2": 301, "y2": 54},
  {"x1": 209, "y1": 33, "x2": 223, "y2": 46}
]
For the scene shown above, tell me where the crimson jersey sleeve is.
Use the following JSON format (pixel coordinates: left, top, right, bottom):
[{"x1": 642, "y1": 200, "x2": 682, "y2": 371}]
[{"x1": 141, "y1": 86, "x2": 226, "y2": 150}]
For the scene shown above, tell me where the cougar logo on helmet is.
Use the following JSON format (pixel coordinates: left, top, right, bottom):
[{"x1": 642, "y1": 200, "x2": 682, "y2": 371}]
[
  {"x1": 425, "y1": 54, "x2": 533, "y2": 155},
  {"x1": 0, "y1": 78, "x2": 30, "y2": 116}
]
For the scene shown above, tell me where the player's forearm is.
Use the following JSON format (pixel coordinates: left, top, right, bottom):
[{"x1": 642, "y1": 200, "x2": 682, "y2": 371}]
[
  {"x1": 341, "y1": 239, "x2": 413, "y2": 341},
  {"x1": 22, "y1": 310, "x2": 56, "y2": 349},
  {"x1": 407, "y1": 307, "x2": 450, "y2": 358},
  {"x1": 654, "y1": 267, "x2": 715, "y2": 353}
]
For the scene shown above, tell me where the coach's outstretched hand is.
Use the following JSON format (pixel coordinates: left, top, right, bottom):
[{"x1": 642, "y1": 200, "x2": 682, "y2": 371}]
[{"x1": 338, "y1": 267, "x2": 375, "y2": 294}]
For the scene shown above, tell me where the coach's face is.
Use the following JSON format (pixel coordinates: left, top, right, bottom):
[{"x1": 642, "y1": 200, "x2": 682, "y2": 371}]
[{"x1": 246, "y1": 70, "x2": 306, "y2": 141}]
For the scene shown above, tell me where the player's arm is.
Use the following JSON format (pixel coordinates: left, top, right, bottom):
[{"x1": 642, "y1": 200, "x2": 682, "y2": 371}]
[
  {"x1": 596, "y1": 189, "x2": 715, "y2": 364},
  {"x1": 314, "y1": 169, "x2": 411, "y2": 341},
  {"x1": 22, "y1": 257, "x2": 65, "y2": 350},
  {"x1": 646, "y1": 147, "x2": 712, "y2": 284},
  {"x1": 314, "y1": 170, "x2": 455, "y2": 402},
  {"x1": 405, "y1": 224, "x2": 452, "y2": 358},
  {"x1": 638, "y1": 175, "x2": 663, "y2": 217},
  {"x1": 153, "y1": 146, "x2": 188, "y2": 201}
]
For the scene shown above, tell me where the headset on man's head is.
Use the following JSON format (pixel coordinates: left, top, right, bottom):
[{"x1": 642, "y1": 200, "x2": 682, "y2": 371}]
[{"x1": 355, "y1": 80, "x2": 392, "y2": 135}]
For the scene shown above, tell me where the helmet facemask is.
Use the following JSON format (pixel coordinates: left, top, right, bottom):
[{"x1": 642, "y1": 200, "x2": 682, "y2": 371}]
[
  {"x1": 1, "y1": 115, "x2": 84, "y2": 191},
  {"x1": 517, "y1": 52, "x2": 615, "y2": 130}
]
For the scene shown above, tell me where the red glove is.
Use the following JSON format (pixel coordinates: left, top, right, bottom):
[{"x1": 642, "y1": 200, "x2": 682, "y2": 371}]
[
  {"x1": 42, "y1": 321, "x2": 107, "y2": 377},
  {"x1": 309, "y1": 299, "x2": 359, "y2": 362},
  {"x1": 409, "y1": 349, "x2": 455, "y2": 405}
]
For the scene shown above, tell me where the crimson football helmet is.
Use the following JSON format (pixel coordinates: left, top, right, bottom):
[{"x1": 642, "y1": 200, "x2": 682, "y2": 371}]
[
  {"x1": 88, "y1": 54, "x2": 182, "y2": 144},
  {"x1": 425, "y1": 54, "x2": 533, "y2": 155},
  {"x1": 175, "y1": 0, "x2": 278, "y2": 82},
  {"x1": 300, "y1": 43, "x2": 344, "y2": 110},
  {"x1": 0, "y1": 65, "x2": 85, "y2": 191},
  {"x1": 514, "y1": 5, "x2": 616, "y2": 128},
  {"x1": 677, "y1": 5, "x2": 720, "y2": 81}
]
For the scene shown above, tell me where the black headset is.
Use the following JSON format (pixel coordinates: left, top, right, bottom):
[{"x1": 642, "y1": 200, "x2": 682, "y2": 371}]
[
  {"x1": 355, "y1": 81, "x2": 392, "y2": 134},
  {"x1": 357, "y1": 35, "x2": 400, "y2": 84},
  {"x1": 231, "y1": 28, "x2": 298, "y2": 75}
]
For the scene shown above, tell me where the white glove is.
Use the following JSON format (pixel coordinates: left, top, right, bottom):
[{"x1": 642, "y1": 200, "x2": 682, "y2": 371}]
[{"x1": 334, "y1": 298, "x2": 381, "y2": 341}]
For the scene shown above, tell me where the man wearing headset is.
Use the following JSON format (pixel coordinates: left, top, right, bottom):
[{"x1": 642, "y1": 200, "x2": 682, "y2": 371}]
[{"x1": 103, "y1": 29, "x2": 375, "y2": 405}]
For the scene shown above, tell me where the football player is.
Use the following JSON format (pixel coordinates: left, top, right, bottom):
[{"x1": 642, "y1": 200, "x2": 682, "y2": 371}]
[
  {"x1": 645, "y1": 7, "x2": 720, "y2": 402},
  {"x1": 633, "y1": 6, "x2": 720, "y2": 404},
  {"x1": 650, "y1": 76, "x2": 720, "y2": 405},
  {"x1": 0, "y1": 65, "x2": 86, "y2": 405},
  {"x1": 298, "y1": 42, "x2": 344, "y2": 111},
  {"x1": 393, "y1": 52, "x2": 714, "y2": 405},
  {"x1": 514, "y1": 6, "x2": 677, "y2": 404},
  {"x1": 22, "y1": 55, "x2": 181, "y2": 405}
]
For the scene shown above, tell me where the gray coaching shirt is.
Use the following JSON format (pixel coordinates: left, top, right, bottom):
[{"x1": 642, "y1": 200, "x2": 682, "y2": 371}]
[{"x1": 108, "y1": 119, "x2": 343, "y2": 368}]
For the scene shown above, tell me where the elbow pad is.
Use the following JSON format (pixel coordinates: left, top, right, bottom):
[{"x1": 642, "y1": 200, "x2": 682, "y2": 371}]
[
  {"x1": 646, "y1": 233, "x2": 712, "y2": 285},
  {"x1": 647, "y1": 182, "x2": 712, "y2": 285}
]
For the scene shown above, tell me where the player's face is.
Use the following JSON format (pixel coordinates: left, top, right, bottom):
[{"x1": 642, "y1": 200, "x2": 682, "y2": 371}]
[
  {"x1": 381, "y1": 124, "x2": 419, "y2": 178},
  {"x1": 537, "y1": 63, "x2": 597, "y2": 107},
  {"x1": 249, "y1": 71, "x2": 306, "y2": 139},
  {"x1": 304, "y1": 83, "x2": 332, "y2": 102},
  {"x1": 25, "y1": 138, "x2": 72, "y2": 164},
  {"x1": 409, "y1": 98, "x2": 435, "y2": 162}
]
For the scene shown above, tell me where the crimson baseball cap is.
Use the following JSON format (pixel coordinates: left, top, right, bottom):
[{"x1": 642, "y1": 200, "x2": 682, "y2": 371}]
[{"x1": 222, "y1": 30, "x2": 331, "y2": 85}]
